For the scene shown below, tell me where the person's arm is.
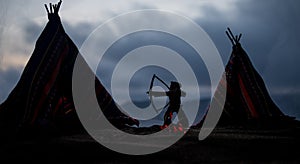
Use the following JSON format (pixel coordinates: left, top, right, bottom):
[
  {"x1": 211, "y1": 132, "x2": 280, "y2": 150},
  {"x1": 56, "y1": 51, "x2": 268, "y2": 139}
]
[{"x1": 146, "y1": 91, "x2": 167, "y2": 97}]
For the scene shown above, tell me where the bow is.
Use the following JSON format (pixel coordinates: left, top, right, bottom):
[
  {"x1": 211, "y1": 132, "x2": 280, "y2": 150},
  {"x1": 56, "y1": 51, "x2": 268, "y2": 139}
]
[{"x1": 147, "y1": 74, "x2": 170, "y2": 113}]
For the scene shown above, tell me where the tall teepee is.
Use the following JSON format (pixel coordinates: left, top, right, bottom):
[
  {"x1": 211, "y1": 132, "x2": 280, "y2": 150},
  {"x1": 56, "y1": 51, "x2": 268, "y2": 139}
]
[
  {"x1": 198, "y1": 28, "x2": 296, "y2": 128},
  {"x1": 0, "y1": 1, "x2": 138, "y2": 136}
]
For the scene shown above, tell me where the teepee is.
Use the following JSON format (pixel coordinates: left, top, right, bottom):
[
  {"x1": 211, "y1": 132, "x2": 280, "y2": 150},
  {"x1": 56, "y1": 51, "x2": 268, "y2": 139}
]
[
  {"x1": 198, "y1": 28, "x2": 296, "y2": 129},
  {"x1": 0, "y1": 1, "x2": 138, "y2": 136}
]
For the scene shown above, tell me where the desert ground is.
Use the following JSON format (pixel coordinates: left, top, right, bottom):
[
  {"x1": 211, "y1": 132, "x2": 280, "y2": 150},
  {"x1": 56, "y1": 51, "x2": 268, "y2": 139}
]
[{"x1": 0, "y1": 127, "x2": 299, "y2": 163}]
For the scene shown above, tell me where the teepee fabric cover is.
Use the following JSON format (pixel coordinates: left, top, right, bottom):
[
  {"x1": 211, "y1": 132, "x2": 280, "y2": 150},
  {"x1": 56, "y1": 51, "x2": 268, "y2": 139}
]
[
  {"x1": 0, "y1": 2, "x2": 138, "y2": 135},
  {"x1": 201, "y1": 30, "x2": 294, "y2": 128}
]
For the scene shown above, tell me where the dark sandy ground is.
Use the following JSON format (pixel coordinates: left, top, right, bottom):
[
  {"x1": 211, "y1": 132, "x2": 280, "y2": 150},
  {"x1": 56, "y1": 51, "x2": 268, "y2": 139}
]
[{"x1": 0, "y1": 127, "x2": 299, "y2": 163}]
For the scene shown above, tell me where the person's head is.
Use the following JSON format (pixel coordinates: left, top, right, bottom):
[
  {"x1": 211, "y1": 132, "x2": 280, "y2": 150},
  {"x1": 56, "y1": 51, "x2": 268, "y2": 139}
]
[{"x1": 170, "y1": 81, "x2": 181, "y2": 90}]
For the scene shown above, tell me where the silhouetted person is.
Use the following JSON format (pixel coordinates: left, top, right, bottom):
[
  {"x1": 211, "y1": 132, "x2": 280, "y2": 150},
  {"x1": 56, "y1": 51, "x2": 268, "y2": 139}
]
[
  {"x1": 148, "y1": 81, "x2": 186, "y2": 129},
  {"x1": 163, "y1": 81, "x2": 186, "y2": 128}
]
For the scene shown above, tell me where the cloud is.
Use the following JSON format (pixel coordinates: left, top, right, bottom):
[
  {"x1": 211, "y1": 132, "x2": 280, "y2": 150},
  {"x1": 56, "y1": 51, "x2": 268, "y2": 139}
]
[
  {"x1": 232, "y1": 0, "x2": 300, "y2": 88},
  {"x1": 194, "y1": 0, "x2": 300, "y2": 119},
  {"x1": 62, "y1": 21, "x2": 97, "y2": 47},
  {"x1": 194, "y1": 0, "x2": 300, "y2": 87},
  {"x1": 24, "y1": 20, "x2": 43, "y2": 44},
  {"x1": 0, "y1": 0, "x2": 300, "y2": 119},
  {"x1": 0, "y1": 68, "x2": 21, "y2": 103}
]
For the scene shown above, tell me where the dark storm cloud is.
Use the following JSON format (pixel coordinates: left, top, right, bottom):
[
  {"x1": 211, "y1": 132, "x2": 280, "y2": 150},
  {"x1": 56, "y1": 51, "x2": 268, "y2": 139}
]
[
  {"x1": 62, "y1": 21, "x2": 97, "y2": 47},
  {"x1": 196, "y1": 0, "x2": 300, "y2": 86},
  {"x1": 195, "y1": 0, "x2": 300, "y2": 118},
  {"x1": 0, "y1": 68, "x2": 21, "y2": 103},
  {"x1": 233, "y1": 0, "x2": 300, "y2": 87},
  {"x1": 96, "y1": 31, "x2": 211, "y2": 88},
  {"x1": 24, "y1": 20, "x2": 43, "y2": 44}
]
